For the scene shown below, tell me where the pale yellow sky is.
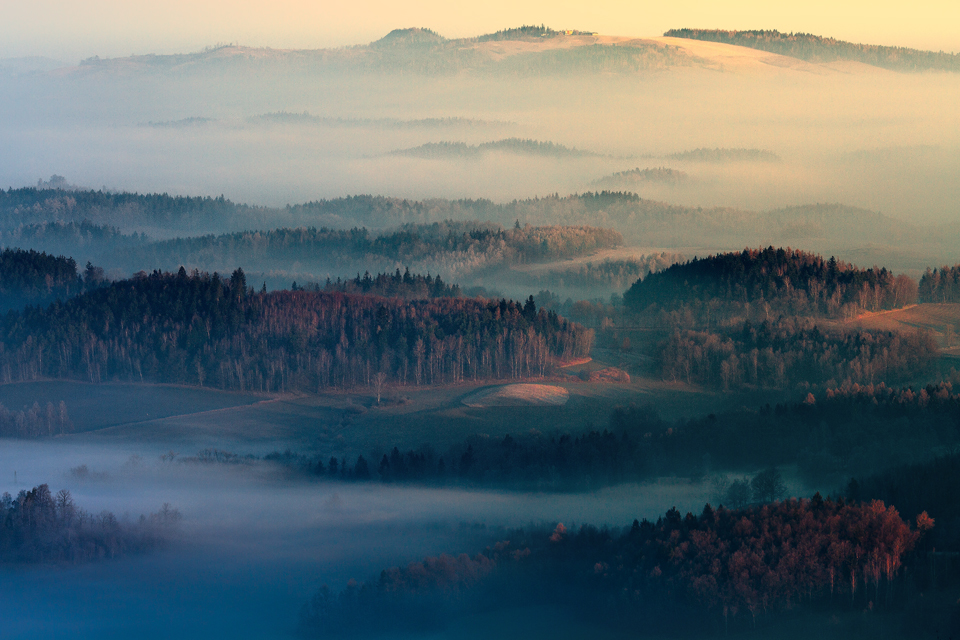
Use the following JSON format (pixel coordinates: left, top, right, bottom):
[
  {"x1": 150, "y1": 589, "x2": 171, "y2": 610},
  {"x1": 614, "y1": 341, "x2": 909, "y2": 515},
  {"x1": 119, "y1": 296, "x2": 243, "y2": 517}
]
[{"x1": 2, "y1": 0, "x2": 958, "y2": 61}]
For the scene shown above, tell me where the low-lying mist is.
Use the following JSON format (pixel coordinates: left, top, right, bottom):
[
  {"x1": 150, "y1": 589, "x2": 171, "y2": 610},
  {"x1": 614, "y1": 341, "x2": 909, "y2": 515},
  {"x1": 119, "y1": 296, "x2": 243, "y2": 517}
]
[
  {"x1": 0, "y1": 439, "x2": 726, "y2": 639},
  {"x1": 0, "y1": 65, "x2": 957, "y2": 225}
]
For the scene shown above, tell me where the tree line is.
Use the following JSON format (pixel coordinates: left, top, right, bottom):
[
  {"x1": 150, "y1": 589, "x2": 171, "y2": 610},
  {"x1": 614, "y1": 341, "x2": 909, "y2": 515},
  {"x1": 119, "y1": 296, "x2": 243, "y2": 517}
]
[
  {"x1": 0, "y1": 484, "x2": 179, "y2": 564},
  {"x1": 656, "y1": 317, "x2": 937, "y2": 390},
  {"x1": 300, "y1": 497, "x2": 921, "y2": 636},
  {"x1": 118, "y1": 221, "x2": 623, "y2": 278},
  {"x1": 0, "y1": 269, "x2": 592, "y2": 391},
  {"x1": 0, "y1": 400, "x2": 72, "y2": 438},
  {"x1": 918, "y1": 264, "x2": 960, "y2": 303}
]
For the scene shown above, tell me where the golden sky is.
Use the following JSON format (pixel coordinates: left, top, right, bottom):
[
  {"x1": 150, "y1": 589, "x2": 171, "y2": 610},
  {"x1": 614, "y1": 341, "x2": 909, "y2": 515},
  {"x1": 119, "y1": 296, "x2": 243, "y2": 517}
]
[{"x1": 3, "y1": 0, "x2": 958, "y2": 60}]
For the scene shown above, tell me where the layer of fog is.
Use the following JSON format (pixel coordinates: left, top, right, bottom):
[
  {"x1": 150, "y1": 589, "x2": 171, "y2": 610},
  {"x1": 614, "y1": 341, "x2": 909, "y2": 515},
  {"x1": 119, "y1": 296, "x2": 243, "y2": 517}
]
[
  {"x1": 0, "y1": 438, "x2": 765, "y2": 639},
  {"x1": 0, "y1": 66, "x2": 957, "y2": 225}
]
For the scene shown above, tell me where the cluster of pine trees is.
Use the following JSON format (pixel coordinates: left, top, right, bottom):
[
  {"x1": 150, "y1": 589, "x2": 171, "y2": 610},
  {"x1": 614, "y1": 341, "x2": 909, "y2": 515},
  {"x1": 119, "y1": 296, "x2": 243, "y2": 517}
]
[
  {"x1": 320, "y1": 270, "x2": 461, "y2": 299},
  {"x1": 0, "y1": 248, "x2": 97, "y2": 311},
  {"x1": 301, "y1": 498, "x2": 920, "y2": 636},
  {"x1": 0, "y1": 269, "x2": 592, "y2": 391},
  {"x1": 0, "y1": 484, "x2": 179, "y2": 564},
  {"x1": 918, "y1": 264, "x2": 960, "y2": 302},
  {"x1": 657, "y1": 318, "x2": 936, "y2": 390},
  {"x1": 625, "y1": 247, "x2": 917, "y2": 318}
]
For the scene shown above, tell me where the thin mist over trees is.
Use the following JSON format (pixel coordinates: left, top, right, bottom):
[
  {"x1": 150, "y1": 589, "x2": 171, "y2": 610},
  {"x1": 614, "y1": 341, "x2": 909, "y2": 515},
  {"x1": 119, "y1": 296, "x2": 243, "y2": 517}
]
[
  {"x1": 301, "y1": 498, "x2": 920, "y2": 636},
  {"x1": 0, "y1": 484, "x2": 179, "y2": 564}
]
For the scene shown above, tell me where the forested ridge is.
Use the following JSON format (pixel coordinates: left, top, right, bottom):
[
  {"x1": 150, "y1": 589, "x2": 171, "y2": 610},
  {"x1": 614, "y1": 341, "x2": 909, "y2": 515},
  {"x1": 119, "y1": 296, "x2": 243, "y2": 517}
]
[
  {"x1": 657, "y1": 318, "x2": 936, "y2": 390},
  {"x1": 0, "y1": 187, "x2": 263, "y2": 231},
  {"x1": 120, "y1": 221, "x2": 623, "y2": 281},
  {"x1": 665, "y1": 29, "x2": 960, "y2": 72},
  {"x1": 0, "y1": 269, "x2": 592, "y2": 391},
  {"x1": 0, "y1": 484, "x2": 180, "y2": 564},
  {"x1": 624, "y1": 247, "x2": 918, "y2": 318},
  {"x1": 301, "y1": 498, "x2": 920, "y2": 636}
]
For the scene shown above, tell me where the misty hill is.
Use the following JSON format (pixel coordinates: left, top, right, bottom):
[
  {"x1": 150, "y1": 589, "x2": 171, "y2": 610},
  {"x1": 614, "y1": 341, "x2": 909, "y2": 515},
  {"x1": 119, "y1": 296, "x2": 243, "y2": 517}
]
[
  {"x1": 141, "y1": 117, "x2": 215, "y2": 128},
  {"x1": 665, "y1": 29, "x2": 960, "y2": 72},
  {"x1": 68, "y1": 28, "x2": 692, "y2": 77},
  {"x1": 117, "y1": 222, "x2": 623, "y2": 282},
  {"x1": 0, "y1": 269, "x2": 592, "y2": 390},
  {"x1": 4, "y1": 188, "x2": 950, "y2": 273},
  {"x1": 665, "y1": 147, "x2": 781, "y2": 163},
  {"x1": 592, "y1": 167, "x2": 688, "y2": 189},
  {"x1": 246, "y1": 111, "x2": 509, "y2": 129},
  {"x1": 624, "y1": 247, "x2": 917, "y2": 317},
  {"x1": 371, "y1": 28, "x2": 447, "y2": 48},
  {"x1": 390, "y1": 138, "x2": 597, "y2": 158}
]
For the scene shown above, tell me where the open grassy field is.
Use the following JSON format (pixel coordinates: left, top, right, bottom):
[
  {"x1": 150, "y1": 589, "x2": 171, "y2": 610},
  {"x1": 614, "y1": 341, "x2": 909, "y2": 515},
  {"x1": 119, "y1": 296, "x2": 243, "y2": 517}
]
[
  {"x1": 0, "y1": 381, "x2": 269, "y2": 433},
  {"x1": 842, "y1": 303, "x2": 960, "y2": 346}
]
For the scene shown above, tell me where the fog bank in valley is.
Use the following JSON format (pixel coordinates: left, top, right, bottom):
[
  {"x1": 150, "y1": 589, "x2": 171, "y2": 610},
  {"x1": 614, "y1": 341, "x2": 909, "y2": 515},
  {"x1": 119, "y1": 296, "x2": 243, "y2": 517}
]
[{"x1": 0, "y1": 439, "x2": 722, "y2": 638}]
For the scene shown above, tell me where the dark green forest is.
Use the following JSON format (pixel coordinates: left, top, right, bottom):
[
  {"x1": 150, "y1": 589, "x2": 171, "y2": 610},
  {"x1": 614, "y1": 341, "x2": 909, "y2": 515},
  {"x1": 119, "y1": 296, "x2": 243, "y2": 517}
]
[
  {"x1": 624, "y1": 247, "x2": 918, "y2": 318},
  {"x1": 0, "y1": 269, "x2": 592, "y2": 391}
]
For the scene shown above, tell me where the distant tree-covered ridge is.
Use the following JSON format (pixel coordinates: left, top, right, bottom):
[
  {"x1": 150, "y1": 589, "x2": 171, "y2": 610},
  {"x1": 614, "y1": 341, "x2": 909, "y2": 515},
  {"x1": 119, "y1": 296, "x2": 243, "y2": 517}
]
[
  {"x1": 0, "y1": 248, "x2": 107, "y2": 312},
  {"x1": 664, "y1": 29, "x2": 960, "y2": 72},
  {"x1": 123, "y1": 222, "x2": 623, "y2": 277},
  {"x1": 320, "y1": 269, "x2": 461, "y2": 299},
  {"x1": 918, "y1": 264, "x2": 960, "y2": 303},
  {"x1": 0, "y1": 484, "x2": 180, "y2": 564},
  {"x1": 0, "y1": 269, "x2": 592, "y2": 390},
  {"x1": 624, "y1": 247, "x2": 918, "y2": 318},
  {"x1": 592, "y1": 167, "x2": 688, "y2": 188},
  {"x1": 665, "y1": 147, "x2": 781, "y2": 163},
  {"x1": 391, "y1": 138, "x2": 596, "y2": 158},
  {"x1": 246, "y1": 111, "x2": 506, "y2": 129},
  {"x1": 0, "y1": 187, "x2": 264, "y2": 233},
  {"x1": 301, "y1": 498, "x2": 919, "y2": 636},
  {"x1": 657, "y1": 318, "x2": 937, "y2": 391}
]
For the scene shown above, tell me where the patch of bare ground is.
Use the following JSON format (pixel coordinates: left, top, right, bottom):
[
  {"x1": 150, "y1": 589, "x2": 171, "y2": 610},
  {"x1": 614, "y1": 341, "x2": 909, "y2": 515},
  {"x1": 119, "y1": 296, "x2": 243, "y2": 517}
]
[{"x1": 462, "y1": 384, "x2": 570, "y2": 408}]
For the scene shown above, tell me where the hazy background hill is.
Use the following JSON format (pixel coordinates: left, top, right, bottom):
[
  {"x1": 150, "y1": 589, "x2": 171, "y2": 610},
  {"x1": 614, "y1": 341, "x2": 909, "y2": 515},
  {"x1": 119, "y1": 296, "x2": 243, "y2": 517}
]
[{"x1": 0, "y1": 25, "x2": 957, "y2": 263}]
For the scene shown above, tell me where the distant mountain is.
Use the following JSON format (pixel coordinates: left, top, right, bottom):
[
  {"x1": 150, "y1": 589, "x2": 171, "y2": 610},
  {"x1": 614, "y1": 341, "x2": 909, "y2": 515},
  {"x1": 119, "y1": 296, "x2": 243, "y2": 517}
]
[
  {"x1": 67, "y1": 27, "x2": 691, "y2": 77},
  {"x1": 665, "y1": 148, "x2": 781, "y2": 163},
  {"x1": 391, "y1": 138, "x2": 597, "y2": 158},
  {"x1": 664, "y1": 29, "x2": 960, "y2": 72},
  {"x1": 593, "y1": 167, "x2": 688, "y2": 188},
  {"x1": 246, "y1": 112, "x2": 511, "y2": 129},
  {"x1": 0, "y1": 56, "x2": 68, "y2": 76}
]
